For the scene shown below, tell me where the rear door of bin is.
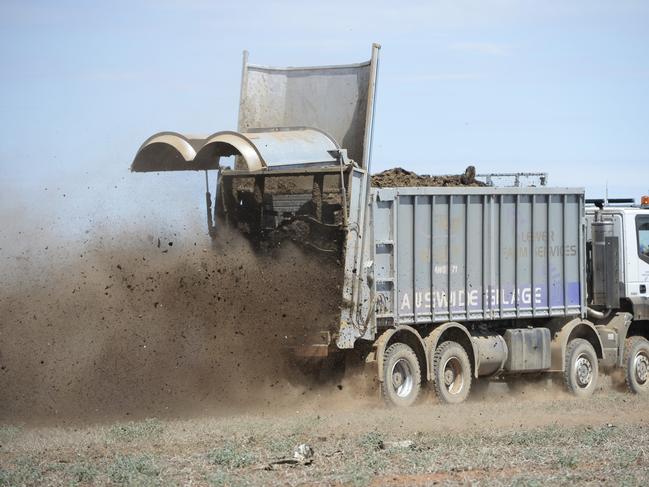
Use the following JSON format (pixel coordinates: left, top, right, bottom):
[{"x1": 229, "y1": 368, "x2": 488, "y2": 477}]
[{"x1": 238, "y1": 44, "x2": 380, "y2": 170}]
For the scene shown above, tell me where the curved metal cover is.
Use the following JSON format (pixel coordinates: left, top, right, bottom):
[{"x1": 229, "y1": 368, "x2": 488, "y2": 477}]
[
  {"x1": 131, "y1": 127, "x2": 338, "y2": 172},
  {"x1": 131, "y1": 132, "x2": 210, "y2": 172}
]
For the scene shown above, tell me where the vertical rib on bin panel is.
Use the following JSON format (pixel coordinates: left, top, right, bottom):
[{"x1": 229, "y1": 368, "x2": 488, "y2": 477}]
[{"x1": 414, "y1": 196, "x2": 432, "y2": 322}]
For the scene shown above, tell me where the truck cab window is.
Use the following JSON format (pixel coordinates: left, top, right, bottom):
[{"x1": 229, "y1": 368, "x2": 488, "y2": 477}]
[{"x1": 638, "y1": 216, "x2": 649, "y2": 262}]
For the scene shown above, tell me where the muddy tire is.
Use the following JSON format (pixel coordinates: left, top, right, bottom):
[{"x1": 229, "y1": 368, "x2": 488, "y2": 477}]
[
  {"x1": 381, "y1": 342, "x2": 421, "y2": 407},
  {"x1": 563, "y1": 338, "x2": 598, "y2": 397},
  {"x1": 623, "y1": 336, "x2": 649, "y2": 394},
  {"x1": 432, "y1": 341, "x2": 472, "y2": 404}
]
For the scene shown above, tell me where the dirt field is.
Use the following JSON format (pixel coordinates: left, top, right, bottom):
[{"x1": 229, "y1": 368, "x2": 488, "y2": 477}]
[{"x1": 2, "y1": 385, "x2": 649, "y2": 486}]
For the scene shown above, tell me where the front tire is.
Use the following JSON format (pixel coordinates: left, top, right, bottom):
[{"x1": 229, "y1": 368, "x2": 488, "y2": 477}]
[
  {"x1": 623, "y1": 336, "x2": 649, "y2": 394},
  {"x1": 381, "y1": 342, "x2": 421, "y2": 407},
  {"x1": 432, "y1": 341, "x2": 472, "y2": 404},
  {"x1": 563, "y1": 338, "x2": 598, "y2": 397}
]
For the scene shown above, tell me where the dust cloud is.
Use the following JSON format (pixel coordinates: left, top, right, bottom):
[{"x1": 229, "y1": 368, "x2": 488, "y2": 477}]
[{"x1": 0, "y1": 221, "x2": 344, "y2": 425}]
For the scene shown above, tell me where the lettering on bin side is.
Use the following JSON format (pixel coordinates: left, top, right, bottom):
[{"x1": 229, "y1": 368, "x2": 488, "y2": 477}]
[{"x1": 395, "y1": 284, "x2": 582, "y2": 313}]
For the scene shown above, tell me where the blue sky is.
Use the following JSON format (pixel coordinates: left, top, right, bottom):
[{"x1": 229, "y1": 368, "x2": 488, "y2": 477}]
[{"x1": 1, "y1": 0, "x2": 648, "y2": 242}]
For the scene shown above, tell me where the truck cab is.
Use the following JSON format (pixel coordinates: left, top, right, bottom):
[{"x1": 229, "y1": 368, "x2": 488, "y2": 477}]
[{"x1": 586, "y1": 197, "x2": 649, "y2": 322}]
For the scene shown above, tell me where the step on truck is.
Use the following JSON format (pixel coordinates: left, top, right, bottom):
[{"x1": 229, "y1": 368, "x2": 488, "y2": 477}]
[{"x1": 132, "y1": 44, "x2": 649, "y2": 406}]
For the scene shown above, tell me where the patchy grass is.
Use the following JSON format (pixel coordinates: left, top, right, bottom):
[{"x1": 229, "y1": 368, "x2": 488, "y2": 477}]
[
  {"x1": 582, "y1": 425, "x2": 615, "y2": 446},
  {"x1": 3, "y1": 422, "x2": 649, "y2": 486},
  {"x1": 107, "y1": 417, "x2": 164, "y2": 443},
  {"x1": 207, "y1": 441, "x2": 256, "y2": 469},
  {"x1": 0, "y1": 456, "x2": 42, "y2": 486},
  {"x1": 0, "y1": 425, "x2": 22, "y2": 444},
  {"x1": 206, "y1": 470, "x2": 250, "y2": 487},
  {"x1": 68, "y1": 462, "x2": 99, "y2": 484},
  {"x1": 358, "y1": 430, "x2": 383, "y2": 451},
  {"x1": 556, "y1": 453, "x2": 578, "y2": 469},
  {"x1": 107, "y1": 454, "x2": 161, "y2": 485},
  {"x1": 1, "y1": 393, "x2": 649, "y2": 486},
  {"x1": 266, "y1": 435, "x2": 293, "y2": 455}
]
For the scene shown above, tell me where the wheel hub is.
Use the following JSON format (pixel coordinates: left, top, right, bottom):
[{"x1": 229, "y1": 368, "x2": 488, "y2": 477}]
[
  {"x1": 575, "y1": 354, "x2": 593, "y2": 388},
  {"x1": 444, "y1": 369, "x2": 455, "y2": 386},
  {"x1": 391, "y1": 358, "x2": 413, "y2": 398},
  {"x1": 634, "y1": 352, "x2": 649, "y2": 385},
  {"x1": 442, "y1": 357, "x2": 464, "y2": 395}
]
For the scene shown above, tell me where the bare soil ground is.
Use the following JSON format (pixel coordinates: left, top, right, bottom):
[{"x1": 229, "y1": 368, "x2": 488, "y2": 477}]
[{"x1": 2, "y1": 386, "x2": 649, "y2": 486}]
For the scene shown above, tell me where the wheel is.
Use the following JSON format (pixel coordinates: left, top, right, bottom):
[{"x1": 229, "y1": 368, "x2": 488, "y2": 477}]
[
  {"x1": 563, "y1": 338, "x2": 598, "y2": 397},
  {"x1": 381, "y1": 342, "x2": 421, "y2": 407},
  {"x1": 623, "y1": 336, "x2": 649, "y2": 394},
  {"x1": 432, "y1": 341, "x2": 472, "y2": 404}
]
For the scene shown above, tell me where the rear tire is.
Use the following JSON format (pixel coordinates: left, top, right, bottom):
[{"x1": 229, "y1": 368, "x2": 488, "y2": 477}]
[
  {"x1": 432, "y1": 341, "x2": 472, "y2": 404},
  {"x1": 381, "y1": 342, "x2": 421, "y2": 407},
  {"x1": 623, "y1": 336, "x2": 649, "y2": 394},
  {"x1": 563, "y1": 338, "x2": 598, "y2": 397}
]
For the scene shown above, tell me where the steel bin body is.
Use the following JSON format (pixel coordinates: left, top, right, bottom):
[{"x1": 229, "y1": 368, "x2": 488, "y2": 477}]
[{"x1": 369, "y1": 186, "x2": 586, "y2": 328}]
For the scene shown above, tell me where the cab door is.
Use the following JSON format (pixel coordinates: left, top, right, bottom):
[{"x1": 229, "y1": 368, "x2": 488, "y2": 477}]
[{"x1": 636, "y1": 214, "x2": 649, "y2": 294}]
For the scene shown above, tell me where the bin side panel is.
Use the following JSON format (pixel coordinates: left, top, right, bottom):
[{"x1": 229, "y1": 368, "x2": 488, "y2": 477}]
[{"x1": 371, "y1": 188, "x2": 585, "y2": 328}]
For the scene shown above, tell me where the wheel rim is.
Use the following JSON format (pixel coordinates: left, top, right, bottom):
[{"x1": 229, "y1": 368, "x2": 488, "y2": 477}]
[
  {"x1": 391, "y1": 358, "x2": 414, "y2": 398},
  {"x1": 574, "y1": 353, "x2": 593, "y2": 388},
  {"x1": 442, "y1": 357, "x2": 464, "y2": 395},
  {"x1": 633, "y1": 351, "x2": 649, "y2": 385}
]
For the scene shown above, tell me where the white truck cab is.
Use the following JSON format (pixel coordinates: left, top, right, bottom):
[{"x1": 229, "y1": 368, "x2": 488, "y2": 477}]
[{"x1": 586, "y1": 197, "x2": 649, "y2": 321}]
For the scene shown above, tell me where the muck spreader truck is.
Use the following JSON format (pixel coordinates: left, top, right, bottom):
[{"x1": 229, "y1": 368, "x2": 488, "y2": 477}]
[{"x1": 132, "y1": 45, "x2": 649, "y2": 406}]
